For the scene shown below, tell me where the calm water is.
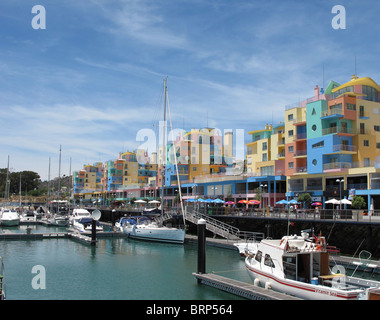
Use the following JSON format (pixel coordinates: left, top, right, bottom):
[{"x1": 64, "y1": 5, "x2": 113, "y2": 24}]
[{"x1": 0, "y1": 225, "x2": 249, "y2": 300}]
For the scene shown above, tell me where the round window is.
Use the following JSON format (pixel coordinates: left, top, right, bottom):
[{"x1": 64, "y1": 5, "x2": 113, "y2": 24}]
[
  {"x1": 312, "y1": 124, "x2": 317, "y2": 131},
  {"x1": 312, "y1": 159, "x2": 317, "y2": 166}
]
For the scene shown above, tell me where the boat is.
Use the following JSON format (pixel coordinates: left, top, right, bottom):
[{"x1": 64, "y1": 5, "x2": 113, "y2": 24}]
[
  {"x1": 0, "y1": 209, "x2": 20, "y2": 226},
  {"x1": 122, "y1": 78, "x2": 186, "y2": 244},
  {"x1": 48, "y1": 213, "x2": 69, "y2": 226},
  {"x1": 245, "y1": 230, "x2": 380, "y2": 300},
  {"x1": 122, "y1": 215, "x2": 185, "y2": 244},
  {"x1": 234, "y1": 241, "x2": 259, "y2": 257},
  {"x1": 72, "y1": 217, "x2": 103, "y2": 234},
  {"x1": 69, "y1": 208, "x2": 92, "y2": 225}
]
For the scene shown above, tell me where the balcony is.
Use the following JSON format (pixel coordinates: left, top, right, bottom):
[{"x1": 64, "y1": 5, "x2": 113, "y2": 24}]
[
  {"x1": 332, "y1": 144, "x2": 357, "y2": 153},
  {"x1": 293, "y1": 149, "x2": 307, "y2": 157},
  {"x1": 323, "y1": 162, "x2": 351, "y2": 172},
  {"x1": 294, "y1": 166, "x2": 307, "y2": 174},
  {"x1": 295, "y1": 132, "x2": 307, "y2": 140},
  {"x1": 321, "y1": 108, "x2": 343, "y2": 119},
  {"x1": 322, "y1": 126, "x2": 355, "y2": 136}
]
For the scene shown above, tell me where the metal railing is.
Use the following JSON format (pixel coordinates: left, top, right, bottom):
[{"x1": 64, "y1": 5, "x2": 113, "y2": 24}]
[{"x1": 184, "y1": 207, "x2": 264, "y2": 242}]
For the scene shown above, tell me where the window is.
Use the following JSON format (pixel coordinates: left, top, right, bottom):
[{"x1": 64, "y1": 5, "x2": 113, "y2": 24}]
[
  {"x1": 360, "y1": 123, "x2": 365, "y2": 134},
  {"x1": 375, "y1": 125, "x2": 380, "y2": 132},
  {"x1": 312, "y1": 108, "x2": 316, "y2": 115},
  {"x1": 262, "y1": 153, "x2": 267, "y2": 161},
  {"x1": 312, "y1": 124, "x2": 317, "y2": 131},
  {"x1": 264, "y1": 254, "x2": 275, "y2": 268},
  {"x1": 255, "y1": 250, "x2": 262, "y2": 263},
  {"x1": 288, "y1": 130, "x2": 294, "y2": 137},
  {"x1": 362, "y1": 85, "x2": 379, "y2": 102},
  {"x1": 377, "y1": 143, "x2": 380, "y2": 149},
  {"x1": 312, "y1": 141, "x2": 324, "y2": 148},
  {"x1": 312, "y1": 159, "x2": 317, "y2": 166},
  {"x1": 288, "y1": 114, "x2": 294, "y2": 121},
  {"x1": 288, "y1": 162, "x2": 294, "y2": 169},
  {"x1": 346, "y1": 103, "x2": 356, "y2": 111},
  {"x1": 262, "y1": 142, "x2": 267, "y2": 151},
  {"x1": 288, "y1": 146, "x2": 294, "y2": 153},
  {"x1": 364, "y1": 140, "x2": 369, "y2": 147}
]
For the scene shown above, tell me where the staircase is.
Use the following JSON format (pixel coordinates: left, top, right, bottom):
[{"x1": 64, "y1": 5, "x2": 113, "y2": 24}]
[{"x1": 184, "y1": 208, "x2": 241, "y2": 240}]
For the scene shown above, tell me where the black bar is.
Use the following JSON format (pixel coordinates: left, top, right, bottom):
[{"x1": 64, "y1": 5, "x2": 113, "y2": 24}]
[
  {"x1": 197, "y1": 219, "x2": 206, "y2": 283},
  {"x1": 91, "y1": 219, "x2": 96, "y2": 246}
]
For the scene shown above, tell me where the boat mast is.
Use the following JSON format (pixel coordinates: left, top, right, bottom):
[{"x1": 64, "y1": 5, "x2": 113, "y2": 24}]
[
  {"x1": 161, "y1": 78, "x2": 167, "y2": 217},
  {"x1": 57, "y1": 145, "x2": 61, "y2": 213},
  {"x1": 5, "y1": 155, "x2": 10, "y2": 207}
]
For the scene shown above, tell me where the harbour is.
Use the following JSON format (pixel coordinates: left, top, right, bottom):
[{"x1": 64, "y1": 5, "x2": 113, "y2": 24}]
[{"x1": 1, "y1": 215, "x2": 380, "y2": 301}]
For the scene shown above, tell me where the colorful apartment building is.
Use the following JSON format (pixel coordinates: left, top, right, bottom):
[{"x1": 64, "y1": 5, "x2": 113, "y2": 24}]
[
  {"x1": 286, "y1": 75, "x2": 380, "y2": 209},
  {"x1": 72, "y1": 74, "x2": 380, "y2": 211},
  {"x1": 164, "y1": 128, "x2": 232, "y2": 186}
]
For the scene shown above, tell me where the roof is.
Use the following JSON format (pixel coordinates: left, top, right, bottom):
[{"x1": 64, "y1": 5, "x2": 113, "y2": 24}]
[{"x1": 332, "y1": 75, "x2": 380, "y2": 93}]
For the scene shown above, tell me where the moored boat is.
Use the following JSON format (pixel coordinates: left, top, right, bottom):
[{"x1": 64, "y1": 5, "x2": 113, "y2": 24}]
[
  {"x1": 72, "y1": 217, "x2": 103, "y2": 234},
  {"x1": 0, "y1": 209, "x2": 20, "y2": 226},
  {"x1": 122, "y1": 216, "x2": 185, "y2": 244},
  {"x1": 245, "y1": 231, "x2": 380, "y2": 300}
]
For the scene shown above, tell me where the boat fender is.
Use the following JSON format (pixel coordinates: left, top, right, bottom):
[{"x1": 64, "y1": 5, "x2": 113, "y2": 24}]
[
  {"x1": 265, "y1": 282, "x2": 272, "y2": 290},
  {"x1": 254, "y1": 278, "x2": 260, "y2": 287}
]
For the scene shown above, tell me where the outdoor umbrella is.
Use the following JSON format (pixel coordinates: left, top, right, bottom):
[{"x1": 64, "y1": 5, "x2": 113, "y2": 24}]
[
  {"x1": 212, "y1": 199, "x2": 225, "y2": 204},
  {"x1": 289, "y1": 199, "x2": 300, "y2": 204},
  {"x1": 276, "y1": 199, "x2": 288, "y2": 205},
  {"x1": 325, "y1": 199, "x2": 338, "y2": 204},
  {"x1": 238, "y1": 200, "x2": 248, "y2": 204},
  {"x1": 225, "y1": 201, "x2": 235, "y2": 205},
  {"x1": 149, "y1": 200, "x2": 160, "y2": 204},
  {"x1": 311, "y1": 202, "x2": 322, "y2": 206},
  {"x1": 248, "y1": 200, "x2": 261, "y2": 205},
  {"x1": 339, "y1": 199, "x2": 352, "y2": 205},
  {"x1": 134, "y1": 199, "x2": 146, "y2": 203},
  {"x1": 184, "y1": 198, "x2": 196, "y2": 202},
  {"x1": 205, "y1": 199, "x2": 214, "y2": 203}
]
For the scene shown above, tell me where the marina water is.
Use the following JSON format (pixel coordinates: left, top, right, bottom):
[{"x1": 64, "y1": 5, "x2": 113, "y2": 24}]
[{"x1": 0, "y1": 225, "x2": 248, "y2": 300}]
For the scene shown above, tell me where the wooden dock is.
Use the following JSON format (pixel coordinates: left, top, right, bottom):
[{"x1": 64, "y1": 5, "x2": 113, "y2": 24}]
[{"x1": 193, "y1": 273, "x2": 302, "y2": 300}]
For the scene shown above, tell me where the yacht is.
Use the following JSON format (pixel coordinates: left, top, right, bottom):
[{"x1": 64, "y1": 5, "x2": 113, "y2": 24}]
[
  {"x1": 245, "y1": 231, "x2": 380, "y2": 300},
  {"x1": 0, "y1": 209, "x2": 20, "y2": 226},
  {"x1": 48, "y1": 213, "x2": 69, "y2": 226},
  {"x1": 122, "y1": 216, "x2": 185, "y2": 244},
  {"x1": 73, "y1": 217, "x2": 103, "y2": 234},
  {"x1": 69, "y1": 208, "x2": 92, "y2": 226}
]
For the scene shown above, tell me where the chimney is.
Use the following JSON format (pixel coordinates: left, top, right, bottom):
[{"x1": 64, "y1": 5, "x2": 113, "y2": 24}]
[{"x1": 314, "y1": 85, "x2": 320, "y2": 99}]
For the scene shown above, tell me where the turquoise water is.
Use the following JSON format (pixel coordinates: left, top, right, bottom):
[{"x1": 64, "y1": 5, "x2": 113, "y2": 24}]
[{"x1": 0, "y1": 226, "x2": 249, "y2": 300}]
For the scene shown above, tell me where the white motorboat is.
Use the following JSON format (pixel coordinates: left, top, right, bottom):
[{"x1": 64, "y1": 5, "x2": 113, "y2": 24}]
[
  {"x1": 73, "y1": 217, "x2": 103, "y2": 233},
  {"x1": 69, "y1": 208, "x2": 92, "y2": 225},
  {"x1": 122, "y1": 216, "x2": 185, "y2": 244},
  {"x1": 48, "y1": 214, "x2": 69, "y2": 226},
  {"x1": 0, "y1": 209, "x2": 20, "y2": 226},
  {"x1": 245, "y1": 231, "x2": 380, "y2": 300}
]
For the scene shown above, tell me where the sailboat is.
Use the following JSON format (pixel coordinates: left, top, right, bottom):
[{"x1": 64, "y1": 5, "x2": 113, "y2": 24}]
[
  {"x1": 123, "y1": 78, "x2": 186, "y2": 244},
  {"x1": 0, "y1": 156, "x2": 20, "y2": 226}
]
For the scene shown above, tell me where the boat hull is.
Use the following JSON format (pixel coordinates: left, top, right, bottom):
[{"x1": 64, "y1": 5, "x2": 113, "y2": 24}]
[
  {"x1": 245, "y1": 259, "x2": 360, "y2": 300},
  {"x1": 1, "y1": 219, "x2": 20, "y2": 226},
  {"x1": 124, "y1": 225, "x2": 185, "y2": 244}
]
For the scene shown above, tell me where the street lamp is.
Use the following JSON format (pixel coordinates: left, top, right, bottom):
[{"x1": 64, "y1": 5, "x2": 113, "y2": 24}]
[
  {"x1": 260, "y1": 184, "x2": 267, "y2": 209},
  {"x1": 336, "y1": 178, "x2": 344, "y2": 210}
]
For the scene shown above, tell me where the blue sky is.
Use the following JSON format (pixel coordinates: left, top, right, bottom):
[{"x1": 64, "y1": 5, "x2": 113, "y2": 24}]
[{"x1": 1, "y1": 0, "x2": 380, "y2": 180}]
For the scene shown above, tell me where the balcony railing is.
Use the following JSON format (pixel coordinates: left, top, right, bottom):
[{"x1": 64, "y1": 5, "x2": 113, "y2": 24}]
[
  {"x1": 294, "y1": 166, "x2": 307, "y2": 173},
  {"x1": 293, "y1": 149, "x2": 307, "y2": 157},
  {"x1": 323, "y1": 162, "x2": 351, "y2": 171},
  {"x1": 322, "y1": 126, "x2": 355, "y2": 135},
  {"x1": 332, "y1": 144, "x2": 357, "y2": 152}
]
